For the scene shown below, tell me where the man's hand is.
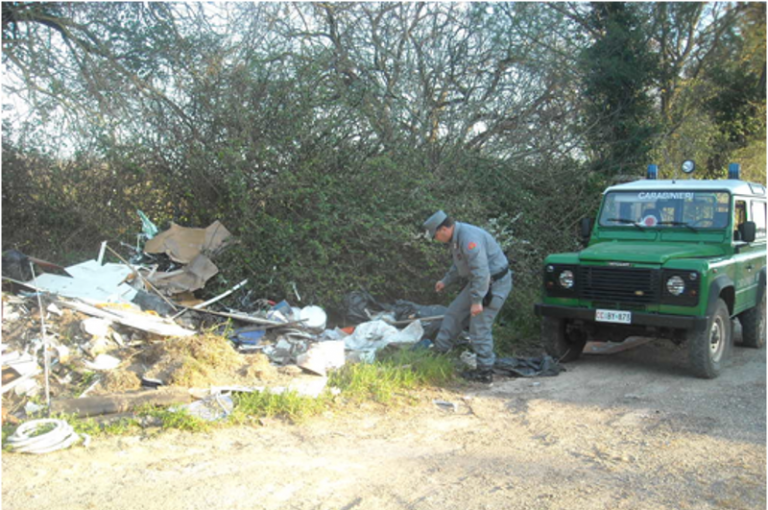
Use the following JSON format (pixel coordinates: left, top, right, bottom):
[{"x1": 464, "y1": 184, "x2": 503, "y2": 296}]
[
  {"x1": 435, "y1": 281, "x2": 445, "y2": 293},
  {"x1": 471, "y1": 303, "x2": 483, "y2": 317}
]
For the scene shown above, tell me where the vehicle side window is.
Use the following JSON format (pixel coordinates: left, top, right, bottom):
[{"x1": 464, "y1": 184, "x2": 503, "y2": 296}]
[
  {"x1": 734, "y1": 200, "x2": 747, "y2": 240},
  {"x1": 751, "y1": 200, "x2": 767, "y2": 241}
]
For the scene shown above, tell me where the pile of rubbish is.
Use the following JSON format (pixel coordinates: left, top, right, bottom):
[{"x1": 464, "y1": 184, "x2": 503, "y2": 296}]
[
  {"x1": 2, "y1": 213, "x2": 563, "y2": 454},
  {"x1": 0, "y1": 215, "x2": 450, "y2": 436}
]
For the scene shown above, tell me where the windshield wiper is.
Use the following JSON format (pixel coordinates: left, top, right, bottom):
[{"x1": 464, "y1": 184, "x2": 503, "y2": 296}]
[
  {"x1": 658, "y1": 221, "x2": 698, "y2": 232},
  {"x1": 607, "y1": 218, "x2": 645, "y2": 231}
]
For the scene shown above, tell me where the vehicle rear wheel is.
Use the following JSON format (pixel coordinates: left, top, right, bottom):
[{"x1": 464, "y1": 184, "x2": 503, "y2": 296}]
[
  {"x1": 542, "y1": 317, "x2": 586, "y2": 362},
  {"x1": 739, "y1": 292, "x2": 765, "y2": 349},
  {"x1": 688, "y1": 298, "x2": 732, "y2": 379}
]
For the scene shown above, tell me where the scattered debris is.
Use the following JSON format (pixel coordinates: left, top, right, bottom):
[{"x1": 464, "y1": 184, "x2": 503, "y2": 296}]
[
  {"x1": 83, "y1": 354, "x2": 122, "y2": 371},
  {"x1": 2, "y1": 351, "x2": 42, "y2": 395},
  {"x1": 2, "y1": 220, "x2": 471, "y2": 437},
  {"x1": 432, "y1": 399, "x2": 458, "y2": 413},
  {"x1": 2, "y1": 249, "x2": 72, "y2": 281},
  {"x1": 6, "y1": 418, "x2": 86, "y2": 454},
  {"x1": 177, "y1": 392, "x2": 234, "y2": 422}
]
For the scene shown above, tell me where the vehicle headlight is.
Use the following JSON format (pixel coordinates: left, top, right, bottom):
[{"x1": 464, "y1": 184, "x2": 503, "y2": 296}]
[
  {"x1": 666, "y1": 275, "x2": 685, "y2": 296},
  {"x1": 559, "y1": 270, "x2": 575, "y2": 289}
]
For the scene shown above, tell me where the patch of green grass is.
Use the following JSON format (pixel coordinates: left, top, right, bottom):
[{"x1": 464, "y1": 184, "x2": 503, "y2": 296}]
[
  {"x1": 137, "y1": 405, "x2": 213, "y2": 433},
  {"x1": 2, "y1": 424, "x2": 16, "y2": 450},
  {"x1": 231, "y1": 390, "x2": 327, "y2": 424},
  {"x1": 329, "y1": 349, "x2": 455, "y2": 404},
  {"x1": 98, "y1": 417, "x2": 141, "y2": 435},
  {"x1": 49, "y1": 412, "x2": 141, "y2": 437}
]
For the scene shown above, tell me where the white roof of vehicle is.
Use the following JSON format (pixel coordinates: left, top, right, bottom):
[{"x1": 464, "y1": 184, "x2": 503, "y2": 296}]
[{"x1": 605, "y1": 179, "x2": 766, "y2": 197}]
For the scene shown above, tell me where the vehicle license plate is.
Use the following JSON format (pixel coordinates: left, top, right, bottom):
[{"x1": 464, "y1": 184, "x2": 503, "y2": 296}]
[{"x1": 595, "y1": 309, "x2": 632, "y2": 324}]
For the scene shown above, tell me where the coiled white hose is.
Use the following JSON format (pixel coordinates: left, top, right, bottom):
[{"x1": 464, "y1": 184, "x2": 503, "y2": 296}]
[{"x1": 6, "y1": 419, "x2": 88, "y2": 454}]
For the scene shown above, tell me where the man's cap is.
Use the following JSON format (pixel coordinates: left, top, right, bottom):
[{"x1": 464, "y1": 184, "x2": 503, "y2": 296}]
[{"x1": 423, "y1": 210, "x2": 447, "y2": 238}]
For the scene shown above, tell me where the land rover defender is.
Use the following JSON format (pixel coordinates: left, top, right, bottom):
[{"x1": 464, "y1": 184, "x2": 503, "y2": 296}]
[{"x1": 534, "y1": 162, "x2": 766, "y2": 378}]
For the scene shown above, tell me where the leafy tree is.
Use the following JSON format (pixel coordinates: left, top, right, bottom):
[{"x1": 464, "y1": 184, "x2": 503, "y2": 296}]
[
  {"x1": 644, "y1": 3, "x2": 765, "y2": 181},
  {"x1": 578, "y1": 2, "x2": 659, "y2": 178},
  {"x1": 2, "y1": 2, "x2": 765, "y2": 341}
]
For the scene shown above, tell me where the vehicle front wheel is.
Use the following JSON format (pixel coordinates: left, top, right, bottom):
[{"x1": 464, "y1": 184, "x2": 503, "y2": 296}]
[
  {"x1": 688, "y1": 298, "x2": 732, "y2": 379},
  {"x1": 542, "y1": 317, "x2": 586, "y2": 362},
  {"x1": 739, "y1": 291, "x2": 765, "y2": 349}
]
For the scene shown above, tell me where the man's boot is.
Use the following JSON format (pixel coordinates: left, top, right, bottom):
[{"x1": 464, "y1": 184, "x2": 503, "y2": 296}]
[{"x1": 460, "y1": 366, "x2": 493, "y2": 384}]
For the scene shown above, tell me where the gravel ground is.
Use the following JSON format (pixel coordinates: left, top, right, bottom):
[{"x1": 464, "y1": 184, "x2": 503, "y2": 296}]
[{"x1": 2, "y1": 335, "x2": 765, "y2": 510}]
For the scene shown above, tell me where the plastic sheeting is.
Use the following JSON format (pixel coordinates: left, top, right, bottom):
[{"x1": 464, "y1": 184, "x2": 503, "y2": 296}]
[
  {"x1": 344, "y1": 319, "x2": 424, "y2": 354},
  {"x1": 493, "y1": 355, "x2": 563, "y2": 378},
  {"x1": 342, "y1": 290, "x2": 391, "y2": 325}
]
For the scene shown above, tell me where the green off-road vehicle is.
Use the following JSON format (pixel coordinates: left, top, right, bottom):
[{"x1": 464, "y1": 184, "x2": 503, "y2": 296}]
[{"x1": 534, "y1": 162, "x2": 766, "y2": 378}]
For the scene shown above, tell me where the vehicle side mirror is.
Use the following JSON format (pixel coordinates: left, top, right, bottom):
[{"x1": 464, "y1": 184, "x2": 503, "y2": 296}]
[
  {"x1": 580, "y1": 217, "x2": 594, "y2": 243},
  {"x1": 740, "y1": 221, "x2": 757, "y2": 243}
]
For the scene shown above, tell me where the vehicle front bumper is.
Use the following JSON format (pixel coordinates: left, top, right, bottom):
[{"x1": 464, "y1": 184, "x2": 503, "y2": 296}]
[{"x1": 534, "y1": 303, "x2": 709, "y2": 330}]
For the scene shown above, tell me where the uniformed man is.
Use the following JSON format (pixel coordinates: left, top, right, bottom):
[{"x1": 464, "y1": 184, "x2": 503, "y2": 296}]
[{"x1": 423, "y1": 210, "x2": 513, "y2": 384}]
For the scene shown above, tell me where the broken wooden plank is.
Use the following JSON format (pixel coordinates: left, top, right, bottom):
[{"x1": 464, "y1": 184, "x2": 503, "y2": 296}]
[
  {"x1": 57, "y1": 299, "x2": 196, "y2": 337},
  {"x1": 192, "y1": 308, "x2": 286, "y2": 325},
  {"x1": 383, "y1": 315, "x2": 444, "y2": 326},
  {"x1": 50, "y1": 388, "x2": 194, "y2": 418}
]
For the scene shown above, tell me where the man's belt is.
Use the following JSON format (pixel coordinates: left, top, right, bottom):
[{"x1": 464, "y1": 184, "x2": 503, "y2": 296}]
[
  {"x1": 491, "y1": 266, "x2": 509, "y2": 282},
  {"x1": 483, "y1": 267, "x2": 509, "y2": 307}
]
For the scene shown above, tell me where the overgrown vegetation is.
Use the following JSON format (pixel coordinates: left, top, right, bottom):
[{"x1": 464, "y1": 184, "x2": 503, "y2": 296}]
[{"x1": 2, "y1": 2, "x2": 765, "y2": 352}]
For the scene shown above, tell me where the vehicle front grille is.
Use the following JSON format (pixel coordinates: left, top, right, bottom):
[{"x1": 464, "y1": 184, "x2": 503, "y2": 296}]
[{"x1": 577, "y1": 266, "x2": 660, "y2": 304}]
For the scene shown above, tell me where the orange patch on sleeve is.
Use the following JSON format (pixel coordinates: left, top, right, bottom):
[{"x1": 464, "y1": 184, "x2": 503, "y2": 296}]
[{"x1": 467, "y1": 242, "x2": 477, "y2": 250}]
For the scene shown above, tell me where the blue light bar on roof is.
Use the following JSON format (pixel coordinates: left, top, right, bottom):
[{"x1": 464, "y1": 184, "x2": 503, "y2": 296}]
[
  {"x1": 647, "y1": 164, "x2": 658, "y2": 180},
  {"x1": 728, "y1": 163, "x2": 741, "y2": 180}
]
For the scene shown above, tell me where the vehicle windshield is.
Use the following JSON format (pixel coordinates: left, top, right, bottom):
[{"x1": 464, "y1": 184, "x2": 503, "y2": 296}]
[{"x1": 599, "y1": 191, "x2": 730, "y2": 229}]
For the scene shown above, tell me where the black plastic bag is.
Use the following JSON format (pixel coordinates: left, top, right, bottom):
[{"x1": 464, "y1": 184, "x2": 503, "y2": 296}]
[
  {"x1": 342, "y1": 289, "x2": 391, "y2": 325},
  {"x1": 2, "y1": 249, "x2": 33, "y2": 282},
  {"x1": 393, "y1": 300, "x2": 448, "y2": 340}
]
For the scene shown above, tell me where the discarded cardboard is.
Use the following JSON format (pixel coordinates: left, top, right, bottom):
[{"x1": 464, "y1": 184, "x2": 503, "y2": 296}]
[
  {"x1": 147, "y1": 253, "x2": 219, "y2": 295},
  {"x1": 144, "y1": 220, "x2": 232, "y2": 264}
]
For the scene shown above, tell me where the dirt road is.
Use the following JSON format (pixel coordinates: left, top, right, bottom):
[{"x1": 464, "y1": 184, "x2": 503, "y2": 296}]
[{"x1": 3, "y1": 335, "x2": 765, "y2": 510}]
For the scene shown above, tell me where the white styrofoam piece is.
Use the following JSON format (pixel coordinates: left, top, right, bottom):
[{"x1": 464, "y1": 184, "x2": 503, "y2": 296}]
[{"x1": 30, "y1": 260, "x2": 138, "y2": 303}]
